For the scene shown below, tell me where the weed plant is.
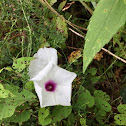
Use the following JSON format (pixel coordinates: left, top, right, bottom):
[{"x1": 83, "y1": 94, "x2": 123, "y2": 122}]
[{"x1": 0, "y1": 0, "x2": 126, "y2": 125}]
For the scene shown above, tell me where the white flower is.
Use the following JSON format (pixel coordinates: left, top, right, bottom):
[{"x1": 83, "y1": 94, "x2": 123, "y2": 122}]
[
  {"x1": 32, "y1": 65, "x2": 77, "y2": 108},
  {"x1": 28, "y1": 47, "x2": 57, "y2": 81}
]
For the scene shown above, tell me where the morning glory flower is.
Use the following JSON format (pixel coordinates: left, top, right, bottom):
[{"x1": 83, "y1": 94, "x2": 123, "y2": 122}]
[
  {"x1": 32, "y1": 65, "x2": 77, "y2": 108},
  {"x1": 28, "y1": 47, "x2": 57, "y2": 81}
]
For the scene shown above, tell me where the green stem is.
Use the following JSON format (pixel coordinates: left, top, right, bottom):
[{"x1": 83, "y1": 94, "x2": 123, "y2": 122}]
[
  {"x1": 80, "y1": 1, "x2": 93, "y2": 15},
  {"x1": 20, "y1": 0, "x2": 32, "y2": 57}
]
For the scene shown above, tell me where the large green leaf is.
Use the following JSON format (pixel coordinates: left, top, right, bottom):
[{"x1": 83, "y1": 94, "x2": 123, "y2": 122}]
[
  {"x1": 4, "y1": 106, "x2": 31, "y2": 123},
  {"x1": 38, "y1": 108, "x2": 52, "y2": 126},
  {"x1": 52, "y1": 106, "x2": 72, "y2": 123},
  {"x1": 0, "y1": 83, "x2": 14, "y2": 98},
  {"x1": 83, "y1": 0, "x2": 126, "y2": 73},
  {"x1": 12, "y1": 57, "x2": 34, "y2": 72},
  {"x1": 117, "y1": 104, "x2": 126, "y2": 114},
  {"x1": 75, "y1": 86, "x2": 94, "y2": 110},
  {"x1": 0, "y1": 84, "x2": 36, "y2": 120},
  {"x1": 114, "y1": 114, "x2": 126, "y2": 125}
]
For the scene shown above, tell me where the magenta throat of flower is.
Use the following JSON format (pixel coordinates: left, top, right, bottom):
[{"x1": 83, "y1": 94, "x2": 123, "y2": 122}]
[{"x1": 45, "y1": 80, "x2": 57, "y2": 92}]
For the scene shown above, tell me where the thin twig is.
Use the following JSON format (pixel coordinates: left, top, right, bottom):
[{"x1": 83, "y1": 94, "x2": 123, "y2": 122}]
[
  {"x1": 69, "y1": 28, "x2": 85, "y2": 38},
  {"x1": 67, "y1": 46, "x2": 81, "y2": 50},
  {"x1": 101, "y1": 48, "x2": 126, "y2": 63},
  {"x1": 69, "y1": 25, "x2": 126, "y2": 64},
  {"x1": 39, "y1": 0, "x2": 87, "y2": 34}
]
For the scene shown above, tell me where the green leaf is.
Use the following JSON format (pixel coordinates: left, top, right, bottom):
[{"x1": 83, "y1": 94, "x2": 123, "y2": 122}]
[
  {"x1": 88, "y1": 67, "x2": 97, "y2": 75},
  {"x1": 117, "y1": 104, "x2": 126, "y2": 114},
  {"x1": 0, "y1": 83, "x2": 14, "y2": 98},
  {"x1": 99, "y1": 110, "x2": 106, "y2": 116},
  {"x1": 0, "y1": 67, "x2": 12, "y2": 73},
  {"x1": 38, "y1": 108, "x2": 52, "y2": 126},
  {"x1": 0, "y1": 84, "x2": 36, "y2": 120},
  {"x1": 94, "y1": 90, "x2": 110, "y2": 102},
  {"x1": 47, "y1": 0, "x2": 57, "y2": 6},
  {"x1": 4, "y1": 106, "x2": 31, "y2": 123},
  {"x1": 95, "y1": 97, "x2": 111, "y2": 112},
  {"x1": 25, "y1": 81, "x2": 34, "y2": 91},
  {"x1": 58, "y1": 1, "x2": 67, "y2": 11},
  {"x1": 114, "y1": 114, "x2": 126, "y2": 125},
  {"x1": 4, "y1": 67, "x2": 12, "y2": 71},
  {"x1": 124, "y1": 0, "x2": 126, "y2": 4},
  {"x1": 52, "y1": 106, "x2": 72, "y2": 123},
  {"x1": 12, "y1": 57, "x2": 34, "y2": 72},
  {"x1": 0, "y1": 68, "x2": 4, "y2": 73},
  {"x1": 96, "y1": 115, "x2": 105, "y2": 125},
  {"x1": 80, "y1": 118, "x2": 87, "y2": 126},
  {"x1": 83, "y1": 0, "x2": 126, "y2": 73},
  {"x1": 76, "y1": 86, "x2": 94, "y2": 110},
  {"x1": 56, "y1": 16, "x2": 68, "y2": 38},
  {"x1": 90, "y1": 76, "x2": 101, "y2": 83},
  {"x1": 67, "y1": 113, "x2": 76, "y2": 125}
]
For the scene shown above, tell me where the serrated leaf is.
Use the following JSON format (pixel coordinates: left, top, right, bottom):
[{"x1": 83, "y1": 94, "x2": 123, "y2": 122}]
[
  {"x1": 114, "y1": 114, "x2": 126, "y2": 125},
  {"x1": 0, "y1": 84, "x2": 36, "y2": 120},
  {"x1": 0, "y1": 83, "x2": 14, "y2": 98},
  {"x1": 12, "y1": 57, "x2": 34, "y2": 72},
  {"x1": 76, "y1": 86, "x2": 94, "y2": 110},
  {"x1": 52, "y1": 106, "x2": 72, "y2": 123},
  {"x1": 117, "y1": 104, "x2": 126, "y2": 114},
  {"x1": 83, "y1": 0, "x2": 126, "y2": 73}
]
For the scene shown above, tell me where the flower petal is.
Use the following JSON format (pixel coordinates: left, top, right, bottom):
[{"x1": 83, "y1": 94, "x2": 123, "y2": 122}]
[
  {"x1": 30, "y1": 61, "x2": 53, "y2": 81},
  {"x1": 41, "y1": 90, "x2": 56, "y2": 108},
  {"x1": 55, "y1": 85, "x2": 72, "y2": 106},
  {"x1": 34, "y1": 81, "x2": 43, "y2": 107},
  {"x1": 28, "y1": 47, "x2": 57, "y2": 79},
  {"x1": 53, "y1": 66, "x2": 77, "y2": 86}
]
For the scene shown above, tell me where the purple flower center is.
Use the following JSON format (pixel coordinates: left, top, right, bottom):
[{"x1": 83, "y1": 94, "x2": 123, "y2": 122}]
[{"x1": 45, "y1": 80, "x2": 56, "y2": 92}]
